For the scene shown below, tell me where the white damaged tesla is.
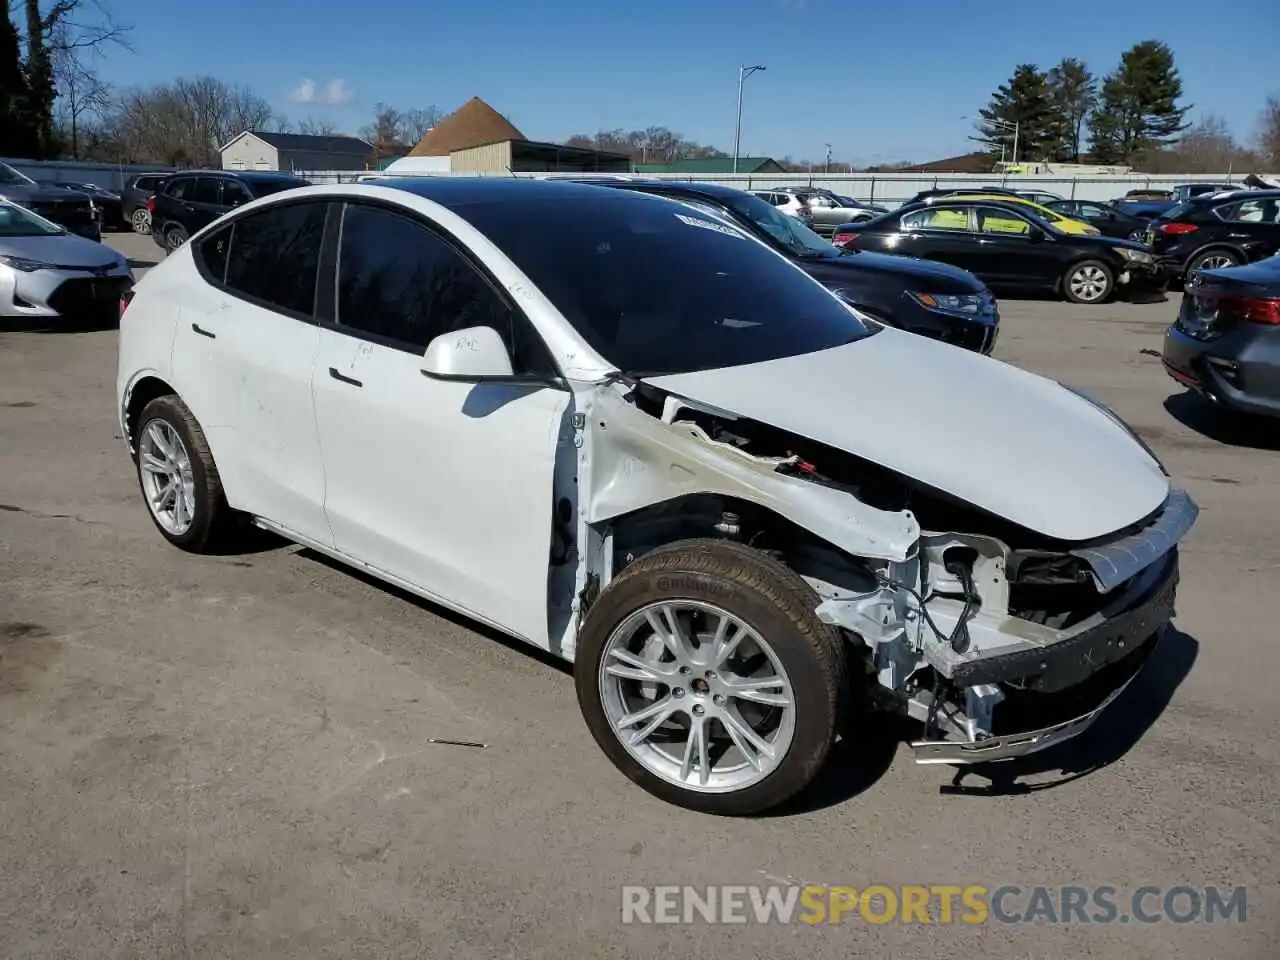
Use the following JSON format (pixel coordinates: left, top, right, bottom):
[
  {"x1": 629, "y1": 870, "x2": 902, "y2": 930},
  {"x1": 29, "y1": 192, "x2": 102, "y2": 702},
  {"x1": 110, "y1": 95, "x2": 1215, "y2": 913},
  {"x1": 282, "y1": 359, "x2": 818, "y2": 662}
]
[{"x1": 116, "y1": 177, "x2": 1197, "y2": 814}]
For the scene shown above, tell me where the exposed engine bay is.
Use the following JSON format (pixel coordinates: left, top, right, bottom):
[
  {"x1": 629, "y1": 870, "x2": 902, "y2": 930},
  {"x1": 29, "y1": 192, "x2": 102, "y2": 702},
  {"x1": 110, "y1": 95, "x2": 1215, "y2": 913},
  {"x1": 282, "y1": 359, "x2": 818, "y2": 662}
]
[{"x1": 572, "y1": 379, "x2": 1196, "y2": 762}]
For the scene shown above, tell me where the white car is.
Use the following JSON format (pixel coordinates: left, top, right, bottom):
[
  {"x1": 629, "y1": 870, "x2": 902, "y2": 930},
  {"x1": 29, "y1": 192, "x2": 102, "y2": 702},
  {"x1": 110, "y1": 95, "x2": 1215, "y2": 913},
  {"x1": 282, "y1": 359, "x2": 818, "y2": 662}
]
[{"x1": 116, "y1": 178, "x2": 1197, "y2": 815}]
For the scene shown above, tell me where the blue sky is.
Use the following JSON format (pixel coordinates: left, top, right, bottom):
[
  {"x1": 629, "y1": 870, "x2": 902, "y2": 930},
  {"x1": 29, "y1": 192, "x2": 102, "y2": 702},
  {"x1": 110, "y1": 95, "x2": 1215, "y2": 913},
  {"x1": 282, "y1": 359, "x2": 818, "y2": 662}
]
[{"x1": 98, "y1": 0, "x2": 1277, "y2": 165}]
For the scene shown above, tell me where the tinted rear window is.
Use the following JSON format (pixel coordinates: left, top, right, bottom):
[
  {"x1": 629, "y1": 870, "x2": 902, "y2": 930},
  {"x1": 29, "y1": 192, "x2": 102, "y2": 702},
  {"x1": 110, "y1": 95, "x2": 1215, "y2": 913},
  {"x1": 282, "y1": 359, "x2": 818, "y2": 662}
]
[
  {"x1": 245, "y1": 178, "x2": 308, "y2": 198},
  {"x1": 459, "y1": 195, "x2": 876, "y2": 375}
]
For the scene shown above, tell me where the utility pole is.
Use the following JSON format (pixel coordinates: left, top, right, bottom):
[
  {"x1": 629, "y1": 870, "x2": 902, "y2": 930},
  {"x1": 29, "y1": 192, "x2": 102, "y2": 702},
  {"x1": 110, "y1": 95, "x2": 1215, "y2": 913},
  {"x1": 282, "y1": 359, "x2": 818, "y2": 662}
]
[
  {"x1": 732, "y1": 64, "x2": 766, "y2": 175},
  {"x1": 824, "y1": 143, "x2": 832, "y2": 173}
]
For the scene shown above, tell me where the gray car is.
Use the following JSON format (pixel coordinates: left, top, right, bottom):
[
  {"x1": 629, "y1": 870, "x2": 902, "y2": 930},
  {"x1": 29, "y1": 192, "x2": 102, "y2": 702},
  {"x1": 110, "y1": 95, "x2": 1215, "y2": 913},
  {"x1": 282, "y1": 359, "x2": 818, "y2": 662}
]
[
  {"x1": 0, "y1": 201, "x2": 132, "y2": 322},
  {"x1": 0, "y1": 160, "x2": 101, "y2": 242},
  {"x1": 1162, "y1": 253, "x2": 1280, "y2": 417}
]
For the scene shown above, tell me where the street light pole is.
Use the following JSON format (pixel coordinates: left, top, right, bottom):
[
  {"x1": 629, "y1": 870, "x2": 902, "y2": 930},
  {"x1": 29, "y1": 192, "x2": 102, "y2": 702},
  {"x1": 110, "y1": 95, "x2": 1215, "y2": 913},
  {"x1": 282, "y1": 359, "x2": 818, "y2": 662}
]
[
  {"x1": 733, "y1": 64, "x2": 766, "y2": 175},
  {"x1": 824, "y1": 143, "x2": 832, "y2": 173}
]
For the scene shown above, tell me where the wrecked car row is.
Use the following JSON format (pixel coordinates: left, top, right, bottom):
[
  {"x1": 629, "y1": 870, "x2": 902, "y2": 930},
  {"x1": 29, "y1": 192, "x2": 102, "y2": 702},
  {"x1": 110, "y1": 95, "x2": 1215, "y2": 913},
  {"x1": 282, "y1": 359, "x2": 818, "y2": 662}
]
[{"x1": 117, "y1": 177, "x2": 1198, "y2": 814}]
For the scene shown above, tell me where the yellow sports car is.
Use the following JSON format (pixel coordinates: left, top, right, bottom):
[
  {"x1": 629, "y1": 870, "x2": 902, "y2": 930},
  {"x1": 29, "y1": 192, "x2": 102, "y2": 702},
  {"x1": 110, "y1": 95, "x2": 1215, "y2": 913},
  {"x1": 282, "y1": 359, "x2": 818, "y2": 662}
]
[{"x1": 938, "y1": 193, "x2": 1101, "y2": 235}]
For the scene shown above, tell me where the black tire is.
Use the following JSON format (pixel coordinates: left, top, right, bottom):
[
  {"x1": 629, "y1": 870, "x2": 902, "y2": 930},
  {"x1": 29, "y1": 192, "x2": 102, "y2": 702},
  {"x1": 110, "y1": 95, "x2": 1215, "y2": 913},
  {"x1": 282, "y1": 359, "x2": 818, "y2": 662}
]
[
  {"x1": 1062, "y1": 259, "x2": 1114, "y2": 304},
  {"x1": 165, "y1": 224, "x2": 189, "y2": 251},
  {"x1": 134, "y1": 395, "x2": 232, "y2": 553},
  {"x1": 574, "y1": 539, "x2": 850, "y2": 816},
  {"x1": 1186, "y1": 248, "x2": 1240, "y2": 281}
]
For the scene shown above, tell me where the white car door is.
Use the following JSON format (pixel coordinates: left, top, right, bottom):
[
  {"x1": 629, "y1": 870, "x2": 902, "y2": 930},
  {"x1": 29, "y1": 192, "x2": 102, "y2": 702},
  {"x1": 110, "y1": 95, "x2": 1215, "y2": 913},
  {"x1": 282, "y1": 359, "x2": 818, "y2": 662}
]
[
  {"x1": 169, "y1": 200, "x2": 332, "y2": 545},
  {"x1": 311, "y1": 201, "x2": 570, "y2": 646}
]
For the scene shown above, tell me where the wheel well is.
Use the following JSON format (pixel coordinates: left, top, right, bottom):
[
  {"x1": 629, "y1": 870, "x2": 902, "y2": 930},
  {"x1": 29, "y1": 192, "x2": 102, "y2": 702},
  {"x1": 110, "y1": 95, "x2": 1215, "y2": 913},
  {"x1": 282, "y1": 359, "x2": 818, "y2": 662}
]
[
  {"x1": 1187, "y1": 244, "x2": 1242, "y2": 265},
  {"x1": 124, "y1": 376, "x2": 176, "y2": 451},
  {"x1": 605, "y1": 493, "x2": 877, "y2": 595}
]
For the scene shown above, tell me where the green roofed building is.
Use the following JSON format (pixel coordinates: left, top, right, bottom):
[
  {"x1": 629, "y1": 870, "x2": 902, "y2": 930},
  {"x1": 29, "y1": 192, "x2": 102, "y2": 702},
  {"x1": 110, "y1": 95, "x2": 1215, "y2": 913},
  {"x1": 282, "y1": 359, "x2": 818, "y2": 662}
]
[{"x1": 632, "y1": 156, "x2": 786, "y2": 174}]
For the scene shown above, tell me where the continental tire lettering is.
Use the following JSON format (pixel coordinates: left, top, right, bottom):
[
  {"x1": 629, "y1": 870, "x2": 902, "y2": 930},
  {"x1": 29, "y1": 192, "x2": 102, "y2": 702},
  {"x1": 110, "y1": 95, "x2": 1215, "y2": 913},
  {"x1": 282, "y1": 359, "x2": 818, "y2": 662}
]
[{"x1": 655, "y1": 576, "x2": 736, "y2": 598}]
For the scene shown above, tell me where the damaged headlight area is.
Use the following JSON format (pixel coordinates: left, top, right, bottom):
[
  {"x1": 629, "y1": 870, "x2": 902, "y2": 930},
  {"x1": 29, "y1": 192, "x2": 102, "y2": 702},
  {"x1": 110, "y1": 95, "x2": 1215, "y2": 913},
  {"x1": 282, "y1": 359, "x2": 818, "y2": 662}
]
[{"x1": 585, "y1": 378, "x2": 1197, "y2": 782}]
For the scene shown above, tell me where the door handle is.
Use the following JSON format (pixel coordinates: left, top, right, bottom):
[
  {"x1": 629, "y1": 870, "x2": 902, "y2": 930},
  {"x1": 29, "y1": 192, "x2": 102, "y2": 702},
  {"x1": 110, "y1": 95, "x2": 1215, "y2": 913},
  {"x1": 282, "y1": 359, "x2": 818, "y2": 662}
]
[
  {"x1": 328, "y1": 367, "x2": 363, "y2": 387},
  {"x1": 191, "y1": 322, "x2": 216, "y2": 339}
]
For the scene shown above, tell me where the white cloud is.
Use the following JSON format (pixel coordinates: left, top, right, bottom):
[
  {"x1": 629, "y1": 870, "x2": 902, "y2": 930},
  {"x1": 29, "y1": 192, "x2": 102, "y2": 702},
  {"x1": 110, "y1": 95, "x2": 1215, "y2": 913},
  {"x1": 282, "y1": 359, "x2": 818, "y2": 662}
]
[{"x1": 290, "y1": 78, "x2": 355, "y2": 106}]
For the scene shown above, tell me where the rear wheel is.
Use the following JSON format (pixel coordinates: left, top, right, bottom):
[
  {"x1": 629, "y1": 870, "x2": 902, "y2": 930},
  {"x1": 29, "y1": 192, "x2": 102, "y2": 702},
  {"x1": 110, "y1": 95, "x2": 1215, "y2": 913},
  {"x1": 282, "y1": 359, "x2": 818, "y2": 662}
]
[
  {"x1": 1063, "y1": 260, "x2": 1114, "y2": 304},
  {"x1": 134, "y1": 395, "x2": 233, "y2": 553},
  {"x1": 575, "y1": 539, "x2": 849, "y2": 815},
  {"x1": 131, "y1": 208, "x2": 151, "y2": 234},
  {"x1": 164, "y1": 224, "x2": 189, "y2": 251},
  {"x1": 1186, "y1": 249, "x2": 1240, "y2": 281}
]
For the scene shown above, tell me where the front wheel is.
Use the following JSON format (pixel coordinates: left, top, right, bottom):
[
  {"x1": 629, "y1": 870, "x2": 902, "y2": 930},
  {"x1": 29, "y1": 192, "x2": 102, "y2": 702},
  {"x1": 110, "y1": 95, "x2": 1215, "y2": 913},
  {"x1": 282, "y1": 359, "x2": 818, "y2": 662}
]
[
  {"x1": 1063, "y1": 260, "x2": 1114, "y2": 304},
  {"x1": 575, "y1": 539, "x2": 849, "y2": 815}
]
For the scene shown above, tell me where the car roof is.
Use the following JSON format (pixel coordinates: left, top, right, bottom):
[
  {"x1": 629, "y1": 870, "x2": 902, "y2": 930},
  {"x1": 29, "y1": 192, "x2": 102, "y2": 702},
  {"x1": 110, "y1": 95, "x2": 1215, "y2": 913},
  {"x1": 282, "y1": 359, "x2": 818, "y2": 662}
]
[
  {"x1": 557, "y1": 177, "x2": 751, "y2": 203},
  {"x1": 368, "y1": 175, "x2": 691, "y2": 210},
  {"x1": 166, "y1": 169, "x2": 306, "y2": 182}
]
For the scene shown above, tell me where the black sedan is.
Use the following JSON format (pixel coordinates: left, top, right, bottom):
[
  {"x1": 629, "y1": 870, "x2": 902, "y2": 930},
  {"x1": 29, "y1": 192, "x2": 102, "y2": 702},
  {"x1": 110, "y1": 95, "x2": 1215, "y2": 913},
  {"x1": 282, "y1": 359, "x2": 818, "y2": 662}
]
[
  {"x1": 1044, "y1": 199, "x2": 1150, "y2": 241},
  {"x1": 1144, "y1": 190, "x2": 1280, "y2": 283},
  {"x1": 1162, "y1": 254, "x2": 1280, "y2": 418},
  {"x1": 571, "y1": 178, "x2": 999, "y2": 353},
  {"x1": 835, "y1": 199, "x2": 1166, "y2": 304},
  {"x1": 40, "y1": 181, "x2": 127, "y2": 231}
]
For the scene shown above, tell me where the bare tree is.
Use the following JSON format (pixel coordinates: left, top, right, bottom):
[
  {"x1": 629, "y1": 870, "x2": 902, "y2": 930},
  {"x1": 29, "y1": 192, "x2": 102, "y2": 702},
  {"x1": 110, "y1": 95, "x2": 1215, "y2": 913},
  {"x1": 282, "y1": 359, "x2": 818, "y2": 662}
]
[
  {"x1": 358, "y1": 102, "x2": 403, "y2": 152},
  {"x1": 400, "y1": 106, "x2": 441, "y2": 144},
  {"x1": 50, "y1": 20, "x2": 108, "y2": 157},
  {"x1": 104, "y1": 76, "x2": 274, "y2": 165},
  {"x1": 297, "y1": 116, "x2": 339, "y2": 136},
  {"x1": 1260, "y1": 95, "x2": 1280, "y2": 168}
]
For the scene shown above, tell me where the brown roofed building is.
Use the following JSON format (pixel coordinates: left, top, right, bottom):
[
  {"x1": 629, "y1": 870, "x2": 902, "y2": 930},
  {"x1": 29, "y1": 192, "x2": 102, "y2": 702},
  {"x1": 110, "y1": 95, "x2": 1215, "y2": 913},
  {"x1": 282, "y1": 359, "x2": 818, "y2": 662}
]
[{"x1": 407, "y1": 97, "x2": 526, "y2": 157}]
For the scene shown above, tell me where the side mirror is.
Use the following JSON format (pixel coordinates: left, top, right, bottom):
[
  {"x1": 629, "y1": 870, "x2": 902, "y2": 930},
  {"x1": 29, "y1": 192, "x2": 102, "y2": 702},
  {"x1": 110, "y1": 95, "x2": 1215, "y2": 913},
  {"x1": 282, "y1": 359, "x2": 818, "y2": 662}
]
[
  {"x1": 1028, "y1": 226, "x2": 1047, "y2": 243},
  {"x1": 421, "y1": 325, "x2": 515, "y2": 381}
]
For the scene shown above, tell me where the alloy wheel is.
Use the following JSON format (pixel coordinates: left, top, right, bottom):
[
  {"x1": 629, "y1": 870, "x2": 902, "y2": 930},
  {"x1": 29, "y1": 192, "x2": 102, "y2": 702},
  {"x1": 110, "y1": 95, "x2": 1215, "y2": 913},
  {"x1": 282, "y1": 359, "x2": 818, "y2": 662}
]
[
  {"x1": 138, "y1": 419, "x2": 197, "y2": 536},
  {"x1": 131, "y1": 208, "x2": 150, "y2": 233},
  {"x1": 1191, "y1": 254, "x2": 1236, "y2": 278},
  {"x1": 1068, "y1": 265, "x2": 1110, "y2": 302},
  {"x1": 598, "y1": 600, "x2": 796, "y2": 794}
]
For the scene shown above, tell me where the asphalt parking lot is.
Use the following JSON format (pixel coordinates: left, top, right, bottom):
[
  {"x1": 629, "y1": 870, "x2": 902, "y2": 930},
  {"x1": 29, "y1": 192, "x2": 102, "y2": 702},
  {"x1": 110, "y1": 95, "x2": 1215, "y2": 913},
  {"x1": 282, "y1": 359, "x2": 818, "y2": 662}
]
[{"x1": 1, "y1": 232, "x2": 1277, "y2": 959}]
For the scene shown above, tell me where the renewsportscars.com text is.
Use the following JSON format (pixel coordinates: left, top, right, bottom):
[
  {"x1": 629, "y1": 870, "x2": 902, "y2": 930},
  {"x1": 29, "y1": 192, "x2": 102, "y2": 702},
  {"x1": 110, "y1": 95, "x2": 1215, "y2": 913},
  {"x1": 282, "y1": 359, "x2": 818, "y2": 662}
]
[{"x1": 621, "y1": 884, "x2": 1248, "y2": 925}]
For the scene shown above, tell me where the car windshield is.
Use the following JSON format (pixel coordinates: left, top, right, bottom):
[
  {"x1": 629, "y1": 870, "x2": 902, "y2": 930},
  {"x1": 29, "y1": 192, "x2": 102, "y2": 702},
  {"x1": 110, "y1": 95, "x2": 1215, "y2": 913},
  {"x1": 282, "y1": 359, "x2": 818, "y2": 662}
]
[
  {"x1": 716, "y1": 191, "x2": 838, "y2": 257},
  {"x1": 462, "y1": 194, "x2": 877, "y2": 376},
  {"x1": 0, "y1": 161, "x2": 35, "y2": 186},
  {"x1": 0, "y1": 201, "x2": 65, "y2": 236}
]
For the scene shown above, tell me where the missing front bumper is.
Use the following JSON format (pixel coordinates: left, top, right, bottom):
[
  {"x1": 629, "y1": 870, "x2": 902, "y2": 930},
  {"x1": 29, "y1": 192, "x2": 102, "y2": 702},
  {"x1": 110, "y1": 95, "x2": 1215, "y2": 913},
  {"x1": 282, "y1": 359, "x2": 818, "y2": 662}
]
[{"x1": 908, "y1": 630, "x2": 1160, "y2": 764}]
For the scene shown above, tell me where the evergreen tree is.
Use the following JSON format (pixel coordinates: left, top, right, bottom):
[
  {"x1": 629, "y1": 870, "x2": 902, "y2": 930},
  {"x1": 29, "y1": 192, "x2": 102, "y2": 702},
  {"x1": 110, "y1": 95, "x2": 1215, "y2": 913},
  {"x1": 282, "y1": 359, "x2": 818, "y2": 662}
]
[
  {"x1": 977, "y1": 64, "x2": 1056, "y2": 163},
  {"x1": 0, "y1": 0, "x2": 38, "y2": 156},
  {"x1": 1089, "y1": 41, "x2": 1190, "y2": 164},
  {"x1": 1045, "y1": 58, "x2": 1096, "y2": 162}
]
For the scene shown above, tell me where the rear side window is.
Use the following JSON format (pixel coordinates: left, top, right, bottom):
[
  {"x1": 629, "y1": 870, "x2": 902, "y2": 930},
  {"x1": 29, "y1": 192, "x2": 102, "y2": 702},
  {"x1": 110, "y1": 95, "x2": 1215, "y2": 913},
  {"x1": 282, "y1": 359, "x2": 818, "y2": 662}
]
[
  {"x1": 222, "y1": 201, "x2": 328, "y2": 316},
  {"x1": 334, "y1": 203, "x2": 555, "y2": 374},
  {"x1": 192, "y1": 178, "x2": 221, "y2": 204},
  {"x1": 901, "y1": 206, "x2": 971, "y2": 231},
  {"x1": 166, "y1": 177, "x2": 193, "y2": 200},
  {"x1": 196, "y1": 226, "x2": 231, "y2": 283},
  {"x1": 135, "y1": 175, "x2": 163, "y2": 191},
  {"x1": 222, "y1": 179, "x2": 253, "y2": 206},
  {"x1": 1217, "y1": 198, "x2": 1280, "y2": 224}
]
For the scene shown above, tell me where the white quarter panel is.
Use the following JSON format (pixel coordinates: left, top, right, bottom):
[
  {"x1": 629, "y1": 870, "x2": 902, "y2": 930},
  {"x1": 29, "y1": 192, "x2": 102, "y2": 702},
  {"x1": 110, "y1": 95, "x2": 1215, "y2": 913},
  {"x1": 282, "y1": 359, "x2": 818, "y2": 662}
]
[
  {"x1": 648, "y1": 328, "x2": 1169, "y2": 542},
  {"x1": 169, "y1": 268, "x2": 329, "y2": 543}
]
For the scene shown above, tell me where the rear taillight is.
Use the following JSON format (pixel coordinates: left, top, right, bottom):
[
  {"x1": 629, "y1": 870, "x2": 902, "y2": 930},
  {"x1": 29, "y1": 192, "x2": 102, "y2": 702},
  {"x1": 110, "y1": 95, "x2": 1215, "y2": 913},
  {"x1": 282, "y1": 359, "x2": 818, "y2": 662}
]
[
  {"x1": 1221, "y1": 294, "x2": 1280, "y2": 325},
  {"x1": 1159, "y1": 222, "x2": 1198, "y2": 235},
  {"x1": 832, "y1": 232, "x2": 856, "y2": 248},
  {"x1": 120, "y1": 288, "x2": 134, "y2": 318},
  {"x1": 146, "y1": 196, "x2": 156, "y2": 214}
]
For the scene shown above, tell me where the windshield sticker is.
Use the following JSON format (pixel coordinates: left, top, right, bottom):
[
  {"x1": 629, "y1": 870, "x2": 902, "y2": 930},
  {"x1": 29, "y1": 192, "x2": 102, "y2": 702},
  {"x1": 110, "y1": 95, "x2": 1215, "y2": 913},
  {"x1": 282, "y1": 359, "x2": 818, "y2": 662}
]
[{"x1": 674, "y1": 212, "x2": 744, "y2": 239}]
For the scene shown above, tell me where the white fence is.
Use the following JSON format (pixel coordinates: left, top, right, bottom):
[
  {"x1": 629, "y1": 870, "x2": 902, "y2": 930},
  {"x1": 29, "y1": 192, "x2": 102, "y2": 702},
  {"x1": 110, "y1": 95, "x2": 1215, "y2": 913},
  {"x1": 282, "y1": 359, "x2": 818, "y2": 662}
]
[
  {"x1": 293, "y1": 169, "x2": 1270, "y2": 208},
  {"x1": 3, "y1": 156, "x2": 1272, "y2": 208}
]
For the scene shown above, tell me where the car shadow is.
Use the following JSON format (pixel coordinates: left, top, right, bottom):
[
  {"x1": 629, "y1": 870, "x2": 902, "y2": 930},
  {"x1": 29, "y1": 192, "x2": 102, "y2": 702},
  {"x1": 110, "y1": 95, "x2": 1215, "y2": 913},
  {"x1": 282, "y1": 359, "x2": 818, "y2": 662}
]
[
  {"x1": 293, "y1": 547, "x2": 575, "y2": 676},
  {"x1": 127, "y1": 257, "x2": 159, "y2": 269},
  {"x1": 935, "y1": 627, "x2": 1198, "y2": 797},
  {"x1": 1163, "y1": 392, "x2": 1280, "y2": 450},
  {"x1": 0, "y1": 313, "x2": 119, "y2": 334}
]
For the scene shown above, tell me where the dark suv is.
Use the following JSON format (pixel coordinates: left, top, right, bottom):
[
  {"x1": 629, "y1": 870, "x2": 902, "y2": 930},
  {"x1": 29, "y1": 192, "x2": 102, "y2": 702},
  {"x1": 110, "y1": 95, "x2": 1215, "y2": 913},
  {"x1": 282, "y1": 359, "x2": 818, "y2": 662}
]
[
  {"x1": 150, "y1": 171, "x2": 309, "y2": 252},
  {"x1": 1145, "y1": 190, "x2": 1280, "y2": 283},
  {"x1": 122, "y1": 173, "x2": 171, "y2": 234}
]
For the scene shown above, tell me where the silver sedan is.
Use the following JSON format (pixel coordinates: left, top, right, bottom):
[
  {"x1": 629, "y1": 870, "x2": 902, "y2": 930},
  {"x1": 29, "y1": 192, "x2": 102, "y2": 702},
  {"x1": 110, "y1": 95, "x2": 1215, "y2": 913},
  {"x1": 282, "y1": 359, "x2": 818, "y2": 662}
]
[{"x1": 0, "y1": 201, "x2": 133, "y2": 321}]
